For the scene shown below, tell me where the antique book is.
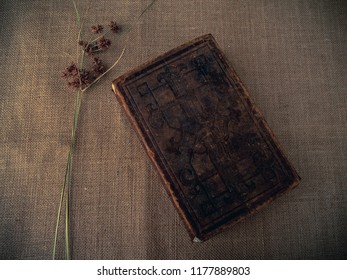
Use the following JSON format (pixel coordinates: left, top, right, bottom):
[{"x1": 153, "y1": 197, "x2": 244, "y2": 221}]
[{"x1": 112, "y1": 34, "x2": 300, "y2": 241}]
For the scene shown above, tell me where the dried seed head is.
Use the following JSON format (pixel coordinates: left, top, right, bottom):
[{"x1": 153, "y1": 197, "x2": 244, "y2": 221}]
[
  {"x1": 97, "y1": 37, "x2": 111, "y2": 50},
  {"x1": 92, "y1": 57, "x2": 105, "y2": 76},
  {"x1": 91, "y1": 24, "x2": 104, "y2": 34},
  {"x1": 62, "y1": 63, "x2": 92, "y2": 90},
  {"x1": 109, "y1": 21, "x2": 120, "y2": 33},
  {"x1": 62, "y1": 63, "x2": 78, "y2": 78}
]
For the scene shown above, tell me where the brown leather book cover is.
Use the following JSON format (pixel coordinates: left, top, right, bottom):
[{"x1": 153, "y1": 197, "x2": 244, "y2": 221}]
[{"x1": 112, "y1": 34, "x2": 300, "y2": 241}]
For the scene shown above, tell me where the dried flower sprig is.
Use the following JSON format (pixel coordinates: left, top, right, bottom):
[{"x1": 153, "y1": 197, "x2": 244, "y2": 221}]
[
  {"x1": 53, "y1": 0, "x2": 158, "y2": 260},
  {"x1": 62, "y1": 20, "x2": 117, "y2": 91}
]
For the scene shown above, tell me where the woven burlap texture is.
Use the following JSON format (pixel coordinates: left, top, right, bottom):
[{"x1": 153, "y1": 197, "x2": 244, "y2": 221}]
[{"x1": 0, "y1": 0, "x2": 346, "y2": 259}]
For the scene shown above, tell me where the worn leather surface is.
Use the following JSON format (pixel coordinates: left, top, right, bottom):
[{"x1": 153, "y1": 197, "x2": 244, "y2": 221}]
[
  {"x1": 113, "y1": 34, "x2": 300, "y2": 241},
  {"x1": 0, "y1": 0, "x2": 346, "y2": 259}
]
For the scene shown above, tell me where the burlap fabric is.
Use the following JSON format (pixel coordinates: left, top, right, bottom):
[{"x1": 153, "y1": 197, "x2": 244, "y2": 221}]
[{"x1": 0, "y1": 0, "x2": 346, "y2": 259}]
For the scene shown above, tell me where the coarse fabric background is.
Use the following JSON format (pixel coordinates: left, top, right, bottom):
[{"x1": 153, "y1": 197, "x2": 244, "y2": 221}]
[{"x1": 0, "y1": 0, "x2": 346, "y2": 259}]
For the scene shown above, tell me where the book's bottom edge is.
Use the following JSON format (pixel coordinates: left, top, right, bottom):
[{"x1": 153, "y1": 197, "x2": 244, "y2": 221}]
[{"x1": 190, "y1": 178, "x2": 301, "y2": 242}]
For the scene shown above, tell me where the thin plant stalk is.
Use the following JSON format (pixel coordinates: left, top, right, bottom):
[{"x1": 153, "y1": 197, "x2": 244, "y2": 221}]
[
  {"x1": 53, "y1": 0, "x2": 85, "y2": 260},
  {"x1": 53, "y1": 0, "x2": 158, "y2": 260},
  {"x1": 52, "y1": 154, "x2": 71, "y2": 259},
  {"x1": 53, "y1": 90, "x2": 82, "y2": 260}
]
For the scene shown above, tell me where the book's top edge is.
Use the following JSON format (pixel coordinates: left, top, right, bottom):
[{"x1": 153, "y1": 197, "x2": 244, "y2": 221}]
[{"x1": 112, "y1": 33, "x2": 216, "y2": 87}]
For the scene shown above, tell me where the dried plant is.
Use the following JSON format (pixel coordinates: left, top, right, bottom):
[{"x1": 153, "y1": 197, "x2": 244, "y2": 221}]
[{"x1": 53, "y1": 0, "x2": 158, "y2": 260}]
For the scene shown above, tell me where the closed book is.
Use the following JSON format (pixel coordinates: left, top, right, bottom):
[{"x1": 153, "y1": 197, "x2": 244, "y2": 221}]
[{"x1": 112, "y1": 34, "x2": 300, "y2": 241}]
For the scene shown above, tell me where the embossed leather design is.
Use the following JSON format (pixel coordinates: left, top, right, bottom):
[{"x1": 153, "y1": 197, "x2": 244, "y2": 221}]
[{"x1": 112, "y1": 34, "x2": 300, "y2": 241}]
